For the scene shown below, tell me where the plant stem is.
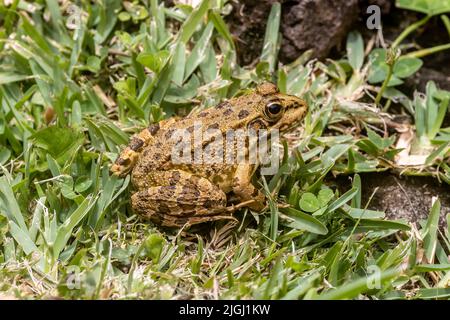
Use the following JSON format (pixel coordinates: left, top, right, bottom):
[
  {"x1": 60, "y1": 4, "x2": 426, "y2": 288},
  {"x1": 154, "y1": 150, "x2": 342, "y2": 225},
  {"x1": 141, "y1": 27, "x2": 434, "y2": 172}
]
[
  {"x1": 375, "y1": 63, "x2": 393, "y2": 106},
  {"x1": 405, "y1": 43, "x2": 450, "y2": 58},
  {"x1": 441, "y1": 15, "x2": 450, "y2": 39},
  {"x1": 382, "y1": 98, "x2": 392, "y2": 112},
  {"x1": 392, "y1": 15, "x2": 431, "y2": 48}
]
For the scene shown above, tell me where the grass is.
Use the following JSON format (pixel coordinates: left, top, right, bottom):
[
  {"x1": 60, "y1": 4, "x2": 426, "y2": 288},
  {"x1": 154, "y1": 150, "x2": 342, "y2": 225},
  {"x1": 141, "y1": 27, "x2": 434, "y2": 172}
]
[{"x1": 0, "y1": 0, "x2": 449, "y2": 300}]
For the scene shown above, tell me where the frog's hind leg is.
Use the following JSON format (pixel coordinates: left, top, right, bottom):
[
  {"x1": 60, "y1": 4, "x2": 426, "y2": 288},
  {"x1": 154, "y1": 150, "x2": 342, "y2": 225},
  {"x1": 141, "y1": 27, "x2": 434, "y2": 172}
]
[
  {"x1": 131, "y1": 170, "x2": 233, "y2": 227},
  {"x1": 110, "y1": 118, "x2": 178, "y2": 177}
]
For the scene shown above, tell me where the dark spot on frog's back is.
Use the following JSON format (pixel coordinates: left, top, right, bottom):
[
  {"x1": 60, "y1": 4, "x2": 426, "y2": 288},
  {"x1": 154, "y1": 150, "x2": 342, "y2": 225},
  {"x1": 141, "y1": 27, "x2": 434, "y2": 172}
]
[
  {"x1": 116, "y1": 157, "x2": 130, "y2": 165},
  {"x1": 238, "y1": 110, "x2": 250, "y2": 119},
  {"x1": 130, "y1": 137, "x2": 144, "y2": 151},
  {"x1": 223, "y1": 108, "x2": 233, "y2": 116},
  {"x1": 208, "y1": 123, "x2": 220, "y2": 130},
  {"x1": 215, "y1": 101, "x2": 229, "y2": 110},
  {"x1": 160, "y1": 185, "x2": 176, "y2": 198},
  {"x1": 165, "y1": 129, "x2": 175, "y2": 139},
  {"x1": 169, "y1": 171, "x2": 181, "y2": 184},
  {"x1": 153, "y1": 153, "x2": 161, "y2": 160},
  {"x1": 148, "y1": 123, "x2": 160, "y2": 135},
  {"x1": 198, "y1": 111, "x2": 209, "y2": 117},
  {"x1": 181, "y1": 184, "x2": 200, "y2": 198}
]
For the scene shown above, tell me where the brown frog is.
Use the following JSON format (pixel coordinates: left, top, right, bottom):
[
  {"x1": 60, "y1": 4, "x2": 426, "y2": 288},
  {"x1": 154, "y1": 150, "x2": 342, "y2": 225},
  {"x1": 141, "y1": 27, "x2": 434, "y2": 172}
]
[{"x1": 111, "y1": 83, "x2": 307, "y2": 227}]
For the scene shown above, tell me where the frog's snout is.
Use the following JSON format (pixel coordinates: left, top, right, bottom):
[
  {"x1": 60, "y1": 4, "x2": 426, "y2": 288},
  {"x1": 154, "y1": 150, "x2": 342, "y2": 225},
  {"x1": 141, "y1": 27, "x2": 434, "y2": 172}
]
[{"x1": 111, "y1": 151, "x2": 136, "y2": 178}]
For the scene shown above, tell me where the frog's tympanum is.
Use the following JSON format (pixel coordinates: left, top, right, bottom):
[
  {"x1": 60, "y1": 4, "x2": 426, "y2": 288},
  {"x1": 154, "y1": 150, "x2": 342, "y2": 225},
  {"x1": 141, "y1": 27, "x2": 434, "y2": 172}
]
[{"x1": 111, "y1": 83, "x2": 307, "y2": 227}]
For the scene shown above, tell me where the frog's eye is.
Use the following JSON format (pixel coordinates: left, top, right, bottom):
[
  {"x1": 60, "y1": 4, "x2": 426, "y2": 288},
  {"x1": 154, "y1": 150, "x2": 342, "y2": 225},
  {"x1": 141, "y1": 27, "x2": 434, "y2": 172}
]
[{"x1": 265, "y1": 102, "x2": 283, "y2": 118}]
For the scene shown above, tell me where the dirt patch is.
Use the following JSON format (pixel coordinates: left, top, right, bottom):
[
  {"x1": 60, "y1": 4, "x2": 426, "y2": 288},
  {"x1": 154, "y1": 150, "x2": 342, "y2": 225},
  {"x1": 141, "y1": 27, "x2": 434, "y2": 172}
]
[
  {"x1": 226, "y1": 0, "x2": 359, "y2": 65},
  {"x1": 225, "y1": 0, "x2": 277, "y2": 66},
  {"x1": 226, "y1": 0, "x2": 450, "y2": 93},
  {"x1": 335, "y1": 172, "x2": 449, "y2": 229}
]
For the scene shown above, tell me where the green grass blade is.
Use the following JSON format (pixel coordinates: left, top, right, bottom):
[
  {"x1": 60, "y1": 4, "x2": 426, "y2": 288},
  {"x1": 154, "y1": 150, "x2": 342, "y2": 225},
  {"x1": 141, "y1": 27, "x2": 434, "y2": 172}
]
[
  {"x1": 178, "y1": 0, "x2": 210, "y2": 44},
  {"x1": 260, "y1": 3, "x2": 281, "y2": 73}
]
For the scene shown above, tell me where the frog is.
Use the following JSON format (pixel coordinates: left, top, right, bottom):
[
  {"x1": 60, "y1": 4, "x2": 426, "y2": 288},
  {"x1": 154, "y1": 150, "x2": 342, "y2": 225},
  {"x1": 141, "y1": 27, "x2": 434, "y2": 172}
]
[{"x1": 110, "y1": 82, "x2": 307, "y2": 228}]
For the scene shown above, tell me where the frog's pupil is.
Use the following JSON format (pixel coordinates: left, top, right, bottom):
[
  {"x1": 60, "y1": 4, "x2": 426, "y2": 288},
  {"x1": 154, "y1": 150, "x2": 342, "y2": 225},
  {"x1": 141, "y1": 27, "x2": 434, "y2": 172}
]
[{"x1": 267, "y1": 103, "x2": 282, "y2": 115}]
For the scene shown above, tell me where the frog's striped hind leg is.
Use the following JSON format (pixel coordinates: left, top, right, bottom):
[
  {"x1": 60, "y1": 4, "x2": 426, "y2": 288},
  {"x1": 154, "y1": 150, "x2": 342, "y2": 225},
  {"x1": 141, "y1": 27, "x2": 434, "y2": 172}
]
[
  {"x1": 131, "y1": 170, "x2": 234, "y2": 227},
  {"x1": 110, "y1": 118, "x2": 177, "y2": 177}
]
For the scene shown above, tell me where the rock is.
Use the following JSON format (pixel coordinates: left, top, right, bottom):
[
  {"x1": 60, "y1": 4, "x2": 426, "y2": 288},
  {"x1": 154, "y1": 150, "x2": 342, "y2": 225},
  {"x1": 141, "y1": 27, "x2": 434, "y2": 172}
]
[
  {"x1": 280, "y1": 0, "x2": 359, "y2": 62},
  {"x1": 226, "y1": 0, "x2": 360, "y2": 65}
]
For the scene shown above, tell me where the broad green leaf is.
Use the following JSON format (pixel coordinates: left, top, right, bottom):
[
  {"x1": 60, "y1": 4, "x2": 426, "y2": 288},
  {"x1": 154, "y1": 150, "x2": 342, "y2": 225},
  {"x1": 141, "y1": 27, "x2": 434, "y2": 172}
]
[
  {"x1": 426, "y1": 81, "x2": 439, "y2": 138},
  {"x1": 184, "y1": 22, "x2": 214, "y2": 80},
  {"x1": 356, "y1": 219, "x2": 411, "y2": 231},
  {"x1": 144, "y1": 233, "x2": 165, "y2": 263},
  {"x1": 299, "y1": 193, "x2": 321, "y2": 212},
  {"x1": 53, "y1": 196, "x2": 97, "y2": 258},
  {"x1": 318, "y1": 188, "x2": 334, "y2": 206},
  {"x1": 328, "y1": 187, "x2": 358, "y2": 212},
  {"x1": 351, "y1": 174, "x2": 361, "y2": 208},
  {"x1": 0, "y1": 73, "x2": 36, "y2": 85},
  {"x1": 0, "y1": 176, "x2": 27, "y2": 231},
  {"x1": 137, "y1": 50, "x2": 170, "y2": 73},
  {"x1": 347, "y1": 208, "x2": 385, "y2": 219},
  {"x1": 178, "y1": 0, "x2": 210, "y2": 44},
  {"x1": 321, "y1": 144, "x2": 352, "y2": 169},
  {"x1": 280, "y1": 208, "x2": 328, "y2": 235},
  {"x1": 9, "y1": 221, "x2": 38, "y2": 255},
  {"x1": 30, "y1": 126, "x2": 84, "y2": 163},
  {"x1": 346, "y1": 31, "x2": 364, "y2": 72},
  {"x1": 417, "y1": 288, "x2": 450, "y2": 299},
  {"x1": 208, "y1": 11, "x2": 235, "y2": 49},
  {"x1": 414, "y1": 264, "x2": 450, "y2": 272},
  {"x1": 317, "y1": 268, "x2": 401, "y2": 299},
  {"x1": 393, "y1": 57, "x2": 423, "y2": 78},
  {"x1": 396, "y1": 0, "x2": 450, "y2": 16}
]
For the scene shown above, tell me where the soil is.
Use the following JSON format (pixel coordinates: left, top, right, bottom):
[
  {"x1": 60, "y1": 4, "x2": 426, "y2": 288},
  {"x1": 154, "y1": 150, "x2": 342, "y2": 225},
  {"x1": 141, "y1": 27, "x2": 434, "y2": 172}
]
[
  {"x1": 335, "y1": 172, "x2": 449, "y2": 230},
  {"x1": 225, "y1": 0, "x2": 450, "y2": 92},
  {"x1": 226, "y1": 0, "x2": 360, "y2": 64}
]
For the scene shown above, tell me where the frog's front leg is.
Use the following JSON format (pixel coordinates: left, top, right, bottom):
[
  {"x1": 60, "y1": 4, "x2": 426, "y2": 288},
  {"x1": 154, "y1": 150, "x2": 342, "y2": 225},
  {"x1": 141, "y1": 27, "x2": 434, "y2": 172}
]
[
  {"x1": 111, "y1": 117, "x2": 179, "y2": 177},
  {"x1": 232, "y1": 163, "x2": 266, "y2": 211},
  {"x1": 131, "y1": 170, "x2": 230, "y2": 227}
]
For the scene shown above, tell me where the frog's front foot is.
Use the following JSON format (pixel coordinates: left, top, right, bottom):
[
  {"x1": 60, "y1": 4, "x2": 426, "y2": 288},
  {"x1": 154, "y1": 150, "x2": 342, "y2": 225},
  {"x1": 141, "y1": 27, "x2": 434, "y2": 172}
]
[{"x1": 232, "y1": 163, "x2": 266, "y2": 212}]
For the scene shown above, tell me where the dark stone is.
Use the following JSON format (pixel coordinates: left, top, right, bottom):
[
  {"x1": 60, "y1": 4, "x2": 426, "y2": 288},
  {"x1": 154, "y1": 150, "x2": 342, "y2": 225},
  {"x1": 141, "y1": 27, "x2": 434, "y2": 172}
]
[
  {"x1": 226, "y1": 0, "x2": 360, "y2": 64},
  {"x1": 280, "y1": 0, "x2": 359, "y2": 62}
]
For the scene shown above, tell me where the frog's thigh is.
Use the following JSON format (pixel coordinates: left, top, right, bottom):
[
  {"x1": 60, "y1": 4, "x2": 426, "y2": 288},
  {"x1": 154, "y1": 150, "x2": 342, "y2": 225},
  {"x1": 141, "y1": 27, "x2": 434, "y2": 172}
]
[
  {"x1": 131, "y1": 170, "x2": 227, "y2": 217},
  {"x1": 232, "y1": 163, "x2": 265, "y2": 211}
]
